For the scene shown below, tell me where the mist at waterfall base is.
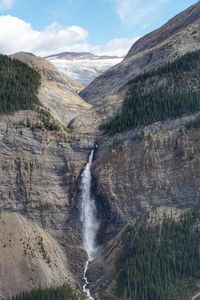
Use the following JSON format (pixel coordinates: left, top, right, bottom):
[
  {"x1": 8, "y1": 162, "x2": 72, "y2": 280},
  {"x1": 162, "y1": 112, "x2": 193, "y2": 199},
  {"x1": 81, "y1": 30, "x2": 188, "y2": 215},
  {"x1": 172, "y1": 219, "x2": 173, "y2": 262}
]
[{"x1": 80, "y1": 150, "x2": 99, "y2": 300}]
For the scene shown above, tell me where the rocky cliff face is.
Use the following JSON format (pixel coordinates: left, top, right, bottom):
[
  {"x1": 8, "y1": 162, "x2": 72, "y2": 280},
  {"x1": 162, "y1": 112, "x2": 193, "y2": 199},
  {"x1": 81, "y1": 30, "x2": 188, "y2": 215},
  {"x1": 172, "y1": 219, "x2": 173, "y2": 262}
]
[
  {"x1": 93, "y1": 114, "x2": 200, "y2": 228},
  {"x1": 90, "y1": 113, "x2": 200, "y2": 296},
  {"x1": 0, "y1": 110, "x2": 95, "y2": 298}
]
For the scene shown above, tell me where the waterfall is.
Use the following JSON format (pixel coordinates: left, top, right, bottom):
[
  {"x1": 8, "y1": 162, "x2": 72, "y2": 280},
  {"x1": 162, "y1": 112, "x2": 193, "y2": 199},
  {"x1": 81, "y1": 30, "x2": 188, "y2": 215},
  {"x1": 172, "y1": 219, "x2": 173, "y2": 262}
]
[{"x1": 81, "y1": 150, "x2": 99, "y2": 300}]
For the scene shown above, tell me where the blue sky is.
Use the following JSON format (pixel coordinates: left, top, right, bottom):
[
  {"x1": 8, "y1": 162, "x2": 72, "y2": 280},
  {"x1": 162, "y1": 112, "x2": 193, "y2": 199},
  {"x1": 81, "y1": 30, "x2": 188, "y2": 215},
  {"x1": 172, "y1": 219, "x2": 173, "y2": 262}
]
[{"x1": 0, "y1": 0, "x2": 198, "y2": 56}]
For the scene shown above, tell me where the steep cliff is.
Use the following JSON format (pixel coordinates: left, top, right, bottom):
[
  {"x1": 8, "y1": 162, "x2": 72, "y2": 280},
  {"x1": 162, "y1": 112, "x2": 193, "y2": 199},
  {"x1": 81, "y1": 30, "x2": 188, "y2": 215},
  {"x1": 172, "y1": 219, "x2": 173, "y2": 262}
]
[
  {"x1": 0, "y1": 110, "x2": 95, "y2": 298},
  {"x1": 90, "y1": 113, "x2": 200, "y2": 298}
]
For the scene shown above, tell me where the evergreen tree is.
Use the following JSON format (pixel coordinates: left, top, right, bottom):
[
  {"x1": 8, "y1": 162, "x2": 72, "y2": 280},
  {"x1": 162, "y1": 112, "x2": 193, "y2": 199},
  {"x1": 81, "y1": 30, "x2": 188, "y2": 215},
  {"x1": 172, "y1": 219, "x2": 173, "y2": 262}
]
[
  {"x1": 112, "y1": 209, "x2": 200, "y2": 300},
  {"x1": 101, "y1": 50, "x2": 200, "y2": 135},
  {"x1": 0, "y1": 55, "x2": 41, "y2": 114}
]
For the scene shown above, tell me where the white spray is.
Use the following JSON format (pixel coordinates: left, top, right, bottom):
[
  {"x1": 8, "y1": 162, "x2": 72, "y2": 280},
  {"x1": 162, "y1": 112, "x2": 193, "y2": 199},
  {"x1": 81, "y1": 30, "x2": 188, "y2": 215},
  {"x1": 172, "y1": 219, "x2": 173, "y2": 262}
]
[{"x1": 81, "y1": 150, "x2": 99, "y2": 300}]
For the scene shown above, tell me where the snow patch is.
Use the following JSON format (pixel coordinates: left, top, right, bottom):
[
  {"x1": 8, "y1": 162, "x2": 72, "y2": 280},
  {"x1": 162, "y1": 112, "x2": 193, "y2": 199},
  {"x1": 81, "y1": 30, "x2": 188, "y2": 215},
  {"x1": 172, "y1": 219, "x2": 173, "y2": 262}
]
[{"x1": 48, "y1": 57, "x2": 123, "y2": 85}]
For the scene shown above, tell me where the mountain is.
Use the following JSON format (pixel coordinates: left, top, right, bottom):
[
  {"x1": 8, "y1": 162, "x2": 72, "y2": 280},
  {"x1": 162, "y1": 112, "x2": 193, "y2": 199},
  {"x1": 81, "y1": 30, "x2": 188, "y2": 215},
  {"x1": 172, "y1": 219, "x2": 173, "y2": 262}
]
[
  {"x1": 46, "y1": 52, "x2": 123, "y2": 85},
  {"x1": 79, "y1": 1, "x2": 200, "y2": 121},
  {"x1": 1, "y1": 2, "x2": 200, "y2": 300}
]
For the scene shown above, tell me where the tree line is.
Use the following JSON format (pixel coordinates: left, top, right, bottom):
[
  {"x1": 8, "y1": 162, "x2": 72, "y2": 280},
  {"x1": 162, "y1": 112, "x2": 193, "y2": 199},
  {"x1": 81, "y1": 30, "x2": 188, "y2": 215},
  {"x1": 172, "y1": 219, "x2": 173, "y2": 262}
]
[{"x1": 0, "y1": 55, "x2": 41, "y2": 114}]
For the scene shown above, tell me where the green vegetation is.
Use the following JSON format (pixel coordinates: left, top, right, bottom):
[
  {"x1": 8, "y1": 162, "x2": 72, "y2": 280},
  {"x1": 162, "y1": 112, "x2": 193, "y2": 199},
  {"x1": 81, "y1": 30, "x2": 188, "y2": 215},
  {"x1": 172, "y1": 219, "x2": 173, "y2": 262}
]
[
  {"x1": 7, "y1": 284, "x2": 83, "y2": 300},
  {"x1": 102, "y1": 50, "x2": 200, "y2": 134},
  {"x1": 0, "y1": 55, "x2": 41, "y2": 114},
  {"x1": 111, "y1": 209, "x2": 200, "y2": 300}
]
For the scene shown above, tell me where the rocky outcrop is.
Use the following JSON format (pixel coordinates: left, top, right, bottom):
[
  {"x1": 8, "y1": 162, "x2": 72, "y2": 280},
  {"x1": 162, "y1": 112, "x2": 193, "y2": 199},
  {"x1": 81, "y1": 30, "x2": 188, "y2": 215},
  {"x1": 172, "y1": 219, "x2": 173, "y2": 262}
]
[{"x1": 12, "y1": 52, "x2": 91, "y2": 127}]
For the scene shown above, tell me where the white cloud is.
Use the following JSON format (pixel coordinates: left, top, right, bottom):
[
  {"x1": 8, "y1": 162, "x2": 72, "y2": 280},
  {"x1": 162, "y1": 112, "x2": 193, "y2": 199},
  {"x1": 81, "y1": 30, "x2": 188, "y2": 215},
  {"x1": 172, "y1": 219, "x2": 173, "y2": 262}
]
[
  {"x1": 0, "y1": 16, "x2": 88, "y2": 56},
  {"x1": 97, "y1": 36, "x2": 139, "y2": 56},
  {"x1": 107, "y1": 0, "x2": 172, "y2": 27},
  {"x1": 0, "y1": 0, "x2": 14, "y2": 10},
  {"x1": 0, "y1": 15, "x2": 138, "y2": 57}
]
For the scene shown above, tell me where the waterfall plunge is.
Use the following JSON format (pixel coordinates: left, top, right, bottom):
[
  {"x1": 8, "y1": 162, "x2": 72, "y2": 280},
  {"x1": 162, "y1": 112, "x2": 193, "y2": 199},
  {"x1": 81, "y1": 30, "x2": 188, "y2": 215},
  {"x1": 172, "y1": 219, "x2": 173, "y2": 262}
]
[{"x1": 81, "y1": 150, "x2": 99, "y2": 300}]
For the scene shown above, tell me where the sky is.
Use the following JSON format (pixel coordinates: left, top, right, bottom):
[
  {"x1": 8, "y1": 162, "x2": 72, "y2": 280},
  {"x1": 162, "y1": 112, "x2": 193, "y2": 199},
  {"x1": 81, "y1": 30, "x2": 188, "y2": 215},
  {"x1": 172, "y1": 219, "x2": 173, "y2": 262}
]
[{"x1": 0, "y1": 0, "x2": 198, "y2": 57}]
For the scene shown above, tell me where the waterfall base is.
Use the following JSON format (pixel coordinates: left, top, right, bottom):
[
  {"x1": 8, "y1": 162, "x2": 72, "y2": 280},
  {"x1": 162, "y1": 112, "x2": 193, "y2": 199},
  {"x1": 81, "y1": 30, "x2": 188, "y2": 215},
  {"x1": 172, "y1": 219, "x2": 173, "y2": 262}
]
[{"x1": 83, "y1": 260, "x2": 94, "y2": 300}]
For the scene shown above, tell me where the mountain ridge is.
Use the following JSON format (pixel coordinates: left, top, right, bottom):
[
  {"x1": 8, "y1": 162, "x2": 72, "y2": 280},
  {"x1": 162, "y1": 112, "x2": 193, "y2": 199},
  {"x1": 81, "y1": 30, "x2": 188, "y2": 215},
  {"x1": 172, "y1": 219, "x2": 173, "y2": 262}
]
[
  {"x1": 46, "y1": 51, "x2": 121, "y2": 61},
  {"x1": 125, "y1": 1, "x2": 200, "y2": 59},
  {"x1": 79, "y1": 1, "x2": 200, "y2": 121}
]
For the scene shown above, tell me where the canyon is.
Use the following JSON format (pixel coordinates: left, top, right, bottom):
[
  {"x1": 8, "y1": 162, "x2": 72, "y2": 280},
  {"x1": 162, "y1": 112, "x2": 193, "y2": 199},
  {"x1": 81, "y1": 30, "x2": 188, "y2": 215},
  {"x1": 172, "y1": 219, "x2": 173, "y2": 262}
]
[{"x1": 1, "y1": 1, "x2": 200, "y2": 300}]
